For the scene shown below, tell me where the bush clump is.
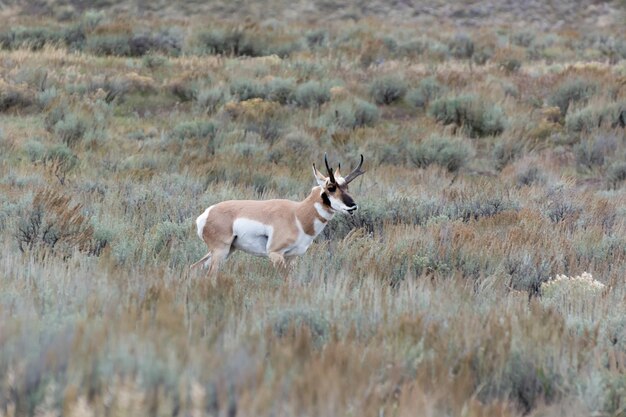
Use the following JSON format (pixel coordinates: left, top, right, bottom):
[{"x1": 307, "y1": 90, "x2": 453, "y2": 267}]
[
  {"x1": 15, "y1": 188, "x2": 94, "y2": 257},
  {"x1": 54, "y1": 113, "x2": 89, "y2": 147},
  {"x1": 574, "y1": 134, "x2": 617, "y2": 169},
  {"x1": 0, "y1": 27, "x2": 65, "y2": 51},
  {"x1": 607, "y1": 161, "x2": 626, "y2": 188},
  {"x1": 270, "y1": 308, "x2": 330, "y2": 348},
  {"x1": 429, "y1": 94, "x2": 507, "y2": 137},
  {"x1": 294, "y1": 81, "x2": 330, "y2": 108},
  {"x1": 196, "y1": 86, "x2": 228, "y2": 113},
  {"x1": 43, "y1": 144, "x2": 79, "y2": 184},
  {"x1": 328, "y1": 99, "x2": 380, "y2": 130},
  {"x1": 230, "y1": 79, "x2": 267, "y2": 101},
  {"x1": 268, "y1": 129, "x2": 316, "y2": 165},
  {"x1": 0, "y1": 80, "x2": 34, "y2": 112},
  {"x1": 86, "y1": 32, "x2": 181, "y2": 57},
  {"x1": 516, "y1": 166, "x2": 545, "y2": 186},
  {"x1": 449, "y1": 34, "x2": 474, "y2": 60},
  {"x1": 85, "y1": 34, "x2": 132, "y2": 56},
  {"x1": 408, "y1": 135, "x2": 474, "y2": 172},
  {"x1": 548, "y1": 78, "x2": 598, "y2": 115},
  {"x1": 369, "y1": 75, "x2": 407, "y2": 105},
  {"x1": 406, "y1": 76, "x2": 445, "y2": 109},
  {"x1": 195, "y1": 28, "x2": 300, "y2": 58},
  {"x1": 566, "y1": 103, "x2": 626, "y2": 133},
  {"x1": 169, "y1": 120, "x2": 217, "y2": 141},
  {"x1": 493, "y1": 138, "x2": 525, "y2": 170},
  {"x1": 266, "y1": 77, "x2": 296, "y2": 104}
]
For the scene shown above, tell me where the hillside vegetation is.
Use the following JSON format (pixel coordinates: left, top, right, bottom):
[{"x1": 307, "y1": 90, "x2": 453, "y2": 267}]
[{"x1": 0, "y1": 2, "x2": 625, "y2": 416}]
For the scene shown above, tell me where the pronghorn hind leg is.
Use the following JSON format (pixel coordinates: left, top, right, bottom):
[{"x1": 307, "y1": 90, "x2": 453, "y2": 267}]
[
  {"x1": 190, "y1": 252, "x2": 212, "y2": 270},
  {"x1": 207, "y1": 247, "x2": 230, "y2": 279}
]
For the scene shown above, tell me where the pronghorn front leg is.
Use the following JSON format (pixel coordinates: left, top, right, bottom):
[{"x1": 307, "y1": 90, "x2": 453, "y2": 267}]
[{"x1": 268, "y1": 252, "x2": 286, "y2": 268}]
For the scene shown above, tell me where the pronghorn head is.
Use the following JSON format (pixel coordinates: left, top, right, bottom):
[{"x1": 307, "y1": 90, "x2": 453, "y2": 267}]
[{"x1": 312, "y1": 154, "x2": 365, "y2": 214}]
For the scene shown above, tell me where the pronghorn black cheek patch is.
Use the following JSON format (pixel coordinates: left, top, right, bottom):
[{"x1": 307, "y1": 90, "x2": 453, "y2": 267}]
[{"x1": 321, "y1": 192, "x2": 331, "y2": 207}]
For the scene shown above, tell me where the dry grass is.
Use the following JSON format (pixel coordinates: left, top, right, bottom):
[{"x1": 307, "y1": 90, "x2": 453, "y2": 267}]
[{"x1": 1, "y1": 3, "x2": 626, "y2": 416}]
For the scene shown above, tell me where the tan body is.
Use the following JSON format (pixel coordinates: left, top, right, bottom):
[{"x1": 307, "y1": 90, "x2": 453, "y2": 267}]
[
  {"x1": 192, "y1": 154, "x2": 364, "y2": 276},
  {"x1": 192, "y1": 187, "x2": 334, "y2": 274}
]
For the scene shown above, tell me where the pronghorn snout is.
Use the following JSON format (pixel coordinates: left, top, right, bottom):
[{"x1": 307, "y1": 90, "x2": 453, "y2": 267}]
[{"x1": 347, "y1": 205, "x2": 358, "y2": 214}]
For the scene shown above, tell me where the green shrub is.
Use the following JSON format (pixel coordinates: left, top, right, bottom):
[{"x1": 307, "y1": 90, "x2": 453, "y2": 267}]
[
  {"x1": 294, "y1": 81, "x2": 330, "y2": 108},
  {"x1": 195, "y1": 28, "x2": 300, "y2": 57},
  {"x1": 43, "y1": 102, "x2": 68, "y2": 132},
  {"x1": 406, "y1": 76, "x2": 444, "y2": 109},
  {"x1": 142, "y1": 54, "x2": 168, "y2": 69},
  {"x1": 268, "y1": 129, "x2": 315, "y2": 165},
  {"x1": 305, "y1": 29, "x2": 328, "y2": 48},
  {"x1": 493, "y1": 138, "x2": 524, "y2": 170},
  {"x1": 23, "y1": 138, "x2": 46, "y2": 163},
  {"x1": 15, "y1": 188, "x2": 93, "y2": 256},
  {"x1": 396, "y1": 39, "x2": 428, "y2": 57},
  {"x1": 270, "y1": 308, "x2": 330, "y2": 348},
  {"x1": 328, "y1": 99, "x2": 380, "y2": 130},
  {"x1": 485, "y1": 352, "x2": 559, "y2": 413},
  {"x1": 607, "y1": 161, "x2": 626, "y2": 188},
  {"x1": 266, "y1": 77, "x2": 296, "y2": 104},
  {"x1": 43, "y1": 144, "x2": 79, "y2": 183},
  {"x1": 195, "y1": 29, "x2": 239, "y2": 55},
  {"x1": 62, "y1": 25, "x2": 86, "y2": 51},
  {"x1": 546, "y1": 199, "x2": 580, "y2": 223},
  {"x1": 408, "y1": 135, "x2": 474, "y2": 173},
  {"x1": 36, "y1": 87, "x2": 58, "y2": 109},
  {"x1": 0, "y1": 25, "x2": 85, "y2": 51},
  {"x1": 54, "y1": 113, "x2": 89, "y2": 147},
  {"x1": 429, "y1": 94, "x2": 507, "y2": 137},
  {"x1": 473, "y1": 46, "x2": 494, "y2": 65},
  {"x1": 169, "y1": 80, "x2": 199, "y2": 102},
  {"x1": 85, "y1": 34, "x2": 132, "y2": 56},
  {"x1": 82, "y1": 10, "x2": 106, "y2": 30},
  {"x1": 128, "y1": 31, "x2": 181, "y2": 56},
  {"x1": 244, "y1": 112, "x2": 285, "y2": 145},
  {"x1": 369, "y1": 75, "x2": 407, "y2": 105},
  {"x1": 548, "y1": 78, "x2": 597, "y2": 115},
  {"x1": 196, "y1": 87, "x2": 227, "y2": 113},
  {"x1": 0, "y1": 27, "x2": 61, "y2": 50},
  {"x1": 169, "y1": 120, "x2": 217, "y2": 141},
  {"x1": 511, "y1": 31, "x2": 536, "y2": 47},
  {"x1": 0, "y1": 83, "x2": 34, "y2": 112},
  {"x1": 86, "y1": 32, "x2": 180, "y2": 57},
  {"x1": 499, "y1": 58, "x2": 522, "y2": 73},
  {"x1": 574, "y1": 134, "x2": 617, "y2": 169},
  {"x1": 230, "y1": 79, "x2": 266, "y2": 101},
  {"x1": 151, "y1": 220, "x2": 203, "y2": 268},
  {"x1": 449, "y1": 34, "x2": 474, "y2": 60},
  {"x1": 516, "y1": 166, "x2": 545, "y2": 186},
  {"x1": 566, "y1": 103, "x2": 626, "y2": 133}
]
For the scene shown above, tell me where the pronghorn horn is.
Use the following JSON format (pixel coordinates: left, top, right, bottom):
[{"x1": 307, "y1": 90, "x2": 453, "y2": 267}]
[
  {"x1": 343, "y1": 154, "x2": 365, "y2": 184},
  {"x1": 324, "y1": 153, "x2": 336, "y2": 184}
]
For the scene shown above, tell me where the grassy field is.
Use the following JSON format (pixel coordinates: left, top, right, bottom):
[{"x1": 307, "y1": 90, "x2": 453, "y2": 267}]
[{"x1": 1, "y1": 1, "x2": 626, "y2": 416}]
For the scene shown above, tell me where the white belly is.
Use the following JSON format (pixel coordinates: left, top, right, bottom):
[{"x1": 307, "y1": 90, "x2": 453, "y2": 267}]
[{"x1": 232, "y1": 218, "x2": 272, "y2": 257}]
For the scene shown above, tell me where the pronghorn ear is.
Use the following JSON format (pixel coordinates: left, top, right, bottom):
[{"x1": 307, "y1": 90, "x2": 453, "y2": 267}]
[{"x1": 312, "y1": 164, "x2": 327, "y2": 187}]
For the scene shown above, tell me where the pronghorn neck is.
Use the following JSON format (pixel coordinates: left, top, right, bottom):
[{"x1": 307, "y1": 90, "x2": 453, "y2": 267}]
[{"x1": 295, "y1": 187, "x2": 335, "y2": 237}]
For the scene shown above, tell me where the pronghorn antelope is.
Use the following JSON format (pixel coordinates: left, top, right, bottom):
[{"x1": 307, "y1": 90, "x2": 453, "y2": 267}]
[{"x1": 192, "y1": 154, "x2": 365, "y2": 275}]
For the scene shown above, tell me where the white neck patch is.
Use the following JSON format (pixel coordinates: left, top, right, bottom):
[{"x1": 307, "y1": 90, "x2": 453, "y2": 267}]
[{"x1": 314, "y1": 202, "x2": 334, "y2": 220}]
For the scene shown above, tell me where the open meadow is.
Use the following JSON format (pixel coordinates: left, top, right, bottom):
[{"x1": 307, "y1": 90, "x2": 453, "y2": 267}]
[{"x1": 1, "y1": 1, "x2": 626, "y2": 415}]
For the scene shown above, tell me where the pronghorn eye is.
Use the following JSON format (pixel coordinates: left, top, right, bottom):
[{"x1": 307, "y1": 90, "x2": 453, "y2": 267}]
[{"x1": 328, "y1": 184, "x2": 337, "y2": 192}]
